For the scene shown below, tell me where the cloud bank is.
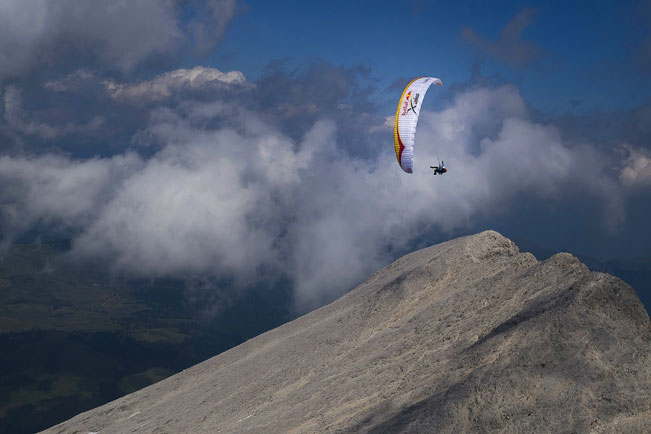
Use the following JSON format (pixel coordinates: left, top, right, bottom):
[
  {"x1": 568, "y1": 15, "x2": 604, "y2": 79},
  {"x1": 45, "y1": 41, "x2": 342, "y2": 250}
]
[
  {"x1": 0, "y1": 67, "x2": 639, "y2": 309},
  {"x1": 0, "y1": 0, "x2": 238, "y2": 78},
  {"x1": 103, "y1": 67, "x2": 249, "y2": 104}
]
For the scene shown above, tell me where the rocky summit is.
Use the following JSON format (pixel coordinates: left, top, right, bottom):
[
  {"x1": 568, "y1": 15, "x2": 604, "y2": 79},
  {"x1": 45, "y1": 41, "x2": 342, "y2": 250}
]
[{"x1": 41, "y1": 231, "x2": 651, "y2": 433}]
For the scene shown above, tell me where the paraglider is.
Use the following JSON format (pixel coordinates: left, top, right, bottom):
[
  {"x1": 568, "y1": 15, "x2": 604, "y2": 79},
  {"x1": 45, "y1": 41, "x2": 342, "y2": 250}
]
[
  {"x1": 393, "y1": 77, "x2": 444, "y2": 174},
  {"x1": 430, "y1": 160, "x2": 447, "y2": 175}
]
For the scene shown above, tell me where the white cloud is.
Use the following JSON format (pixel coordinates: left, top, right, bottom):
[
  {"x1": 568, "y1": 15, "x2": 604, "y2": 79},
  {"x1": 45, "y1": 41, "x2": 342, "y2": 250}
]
[
  {"x1": 44, "y1": 69, "x2": 96, "y2": 92},
  {"x1": 0, "y1": 85, "x2": 628, "y2": 310},
  {"x1": 0, "y1": 152, "x2": 142, "y2": 237},
  {"x1": 621, "y1": 145, "x2": 651, "y2": 187},
  {"x1": 103, "y1": 66, "x2": 250, "y2": 104},
  {"x1": 0, "y1": 0, "x2": 238, "y2": 78},
  {"x1": 0, "y1": 0, "x2": 48, "y2": 78}
]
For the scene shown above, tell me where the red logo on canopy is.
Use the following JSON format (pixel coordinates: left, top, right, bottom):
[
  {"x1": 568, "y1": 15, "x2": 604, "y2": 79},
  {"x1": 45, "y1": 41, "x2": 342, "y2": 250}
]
[{"x1": 401, "y1": 91, "x2": 412, "y2": 116}]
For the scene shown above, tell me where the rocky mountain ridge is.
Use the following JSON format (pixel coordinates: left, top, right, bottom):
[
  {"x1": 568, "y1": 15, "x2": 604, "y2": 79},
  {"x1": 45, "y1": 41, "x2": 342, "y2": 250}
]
[{"x1": 42, "y1": 230, "x2": 651, "y2": 433}]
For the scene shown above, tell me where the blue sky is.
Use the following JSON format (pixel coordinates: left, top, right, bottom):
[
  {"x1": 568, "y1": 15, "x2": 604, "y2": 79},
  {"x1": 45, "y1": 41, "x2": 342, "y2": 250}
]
[
  {"x1": 210, "y1": 0, "x2": 650, "y2": 112},
  {"x1": 0, "y1": 0, "x2": 650, "y2": 309}
]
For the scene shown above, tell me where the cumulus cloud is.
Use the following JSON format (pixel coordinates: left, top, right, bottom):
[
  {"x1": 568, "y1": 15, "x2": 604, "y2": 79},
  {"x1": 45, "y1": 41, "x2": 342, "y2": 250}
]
[
  {"x1": 0, "y1": 0, "x2": 48, "y2": 79},
  {"x1": 43, "y1": 69, "x2": 97, "y2": 92},
  {"x1": 621, "y1": 145, "x2": 651, "y2": 187},
  {"x1": 0, "y1": 0, "x2": 238, "y2": 79},
  {"x1": 0, "y1": 82, "x2": 629, "y2": 310},
  {"x1": 0, "y1": 152, "x2": 142, "y2": 241},
  {"x1": 462, "y1": 8, "x2": 541, "y2": 68},
  {"x1": 2, "y1": 65, "x2": 252, "y2": 155},
  {"x1": 103, "y1": 66, "x2": 250, "y2": 104}
]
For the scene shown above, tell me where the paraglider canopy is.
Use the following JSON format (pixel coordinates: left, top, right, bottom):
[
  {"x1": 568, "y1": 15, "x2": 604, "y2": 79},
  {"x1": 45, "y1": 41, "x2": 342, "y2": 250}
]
[{"x1": 393, "y1": 77, "x2": 442, "y2": 174}]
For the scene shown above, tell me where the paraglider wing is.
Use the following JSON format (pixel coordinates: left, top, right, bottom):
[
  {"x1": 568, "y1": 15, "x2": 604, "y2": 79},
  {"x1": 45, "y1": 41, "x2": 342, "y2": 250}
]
[{"x1": 393, "y1": 77, "x2": 442, "y2": 174}]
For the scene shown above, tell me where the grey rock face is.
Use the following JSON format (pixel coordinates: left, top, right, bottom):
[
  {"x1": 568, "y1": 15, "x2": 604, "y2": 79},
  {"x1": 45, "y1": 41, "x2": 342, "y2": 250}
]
[{"x1": 41, "y1": 231, "x2": 651, "y2": 433}]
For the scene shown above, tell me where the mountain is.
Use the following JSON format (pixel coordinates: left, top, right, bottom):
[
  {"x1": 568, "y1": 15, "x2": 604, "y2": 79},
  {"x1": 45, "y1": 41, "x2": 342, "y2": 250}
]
[
  {"x1": 511, "y1": 236, "x2": 651, "y2": 311},
  {"x1": 41, "y1": 231, "x2": 651, "y2": 433},
  {"x1": 0, "y1": 242, "x2": 294, "y2": 434},
  {"x1": 604, "y1": 258, "x2": 651, "y2": 311}
]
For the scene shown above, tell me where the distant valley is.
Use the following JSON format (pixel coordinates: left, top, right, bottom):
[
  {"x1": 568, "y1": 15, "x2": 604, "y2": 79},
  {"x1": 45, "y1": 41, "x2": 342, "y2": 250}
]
[{"x1": 0, "y1": 242, "x2": 295, "y2": 434}]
